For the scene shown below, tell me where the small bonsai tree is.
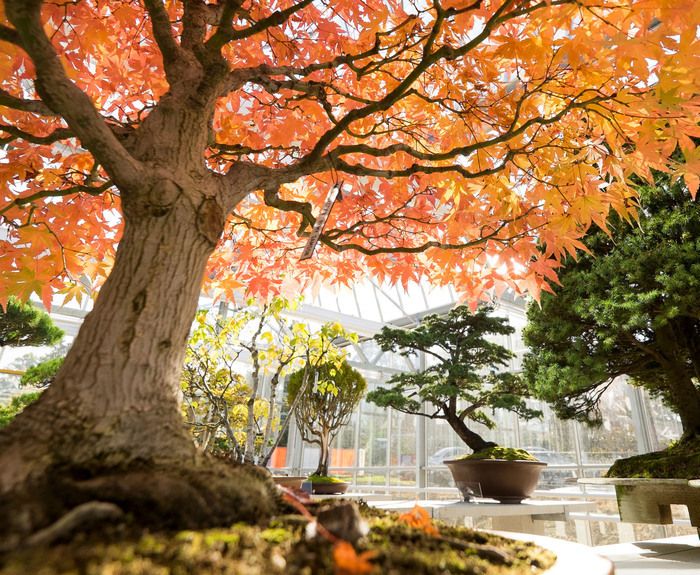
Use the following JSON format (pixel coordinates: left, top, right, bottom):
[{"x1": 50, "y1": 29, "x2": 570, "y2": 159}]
[
  {"x1": 288, "y1": 360, "x2": 367, "y2": 477},
  {"x1": 181, "y1": 298, "x2": 304, "y2": 464},
  {"x1": 181, "y1": 299, "x2": 357, "y2": 467},
  {"x1": 367, "y1": 305, "x2": 540, "y2": 455}
]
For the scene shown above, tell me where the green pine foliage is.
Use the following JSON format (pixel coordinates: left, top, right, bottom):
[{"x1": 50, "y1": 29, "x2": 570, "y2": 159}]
[
  {"x1": 523, "y1": 173, "x2": 700, "y2": 437},
  {"x1": 0, "y1": 297, "x2": 63, "y2": 348},
  {"x1": 367, "y1": 305, "x2": 540, "y2": 452},
  {"x1": 20, "y1": 356, "x2": 64, "y2": 388}
]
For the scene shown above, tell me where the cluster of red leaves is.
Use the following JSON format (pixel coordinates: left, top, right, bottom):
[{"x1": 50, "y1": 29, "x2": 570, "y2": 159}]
[
  {"x1": 280, "y1": 488, "x2": 378, "y2": 575},
  {"x1": 332, "y1": 541, "x2": 377, "y2": 575},
  {"x1": 398, "y1": 504, "x2": 440, "y2": 537}
]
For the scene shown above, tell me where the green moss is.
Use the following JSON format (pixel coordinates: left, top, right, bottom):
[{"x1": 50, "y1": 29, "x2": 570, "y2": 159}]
[
  {"x1": 308, "y1": 474, "x2": 348, "y2": 484},
  {"x1": 1, "y1": 502, "x2": 555, "y2": 575},
  {"x1": 606, "y1": 437, "x2": 700, "y2": 479},
  {"x1": 458, "y1": 447, "x2": 539, "y2": 462}
]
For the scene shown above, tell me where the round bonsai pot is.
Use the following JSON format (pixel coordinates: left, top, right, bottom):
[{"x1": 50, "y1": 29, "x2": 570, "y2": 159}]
[
  {"x1": 445, "y1": 458, "x2": 547, "y2": 503},
  {"x1": 311, "y1": 480, "x2": 350, "y2": 495},
  {"x1": 272, "y1": 475, "x2": 307, "y2": 490}
]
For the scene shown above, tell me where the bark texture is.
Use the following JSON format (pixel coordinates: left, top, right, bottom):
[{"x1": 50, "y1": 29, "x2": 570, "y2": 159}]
[
  {"x1": 0, "y1": 0, "x2": 285, "y2": 545},
  {"x1": 445, "y1": 410, "x2": 497, "y2": 453}
]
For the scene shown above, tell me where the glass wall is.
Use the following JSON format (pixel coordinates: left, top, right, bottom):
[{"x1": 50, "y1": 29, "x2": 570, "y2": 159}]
[{"x1": 283, "y1": 298, "x2": 684, "y2": 499}]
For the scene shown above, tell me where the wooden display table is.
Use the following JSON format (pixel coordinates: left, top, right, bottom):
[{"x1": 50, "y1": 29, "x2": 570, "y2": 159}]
[
  {"x1": 579, "y1": 477, "x2": 700, "y2": 534},
  {"x1": 369, "y1": 499, "x2": 596, "y2": 535}
]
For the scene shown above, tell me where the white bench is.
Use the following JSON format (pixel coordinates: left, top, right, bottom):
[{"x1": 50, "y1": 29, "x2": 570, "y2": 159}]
[{"x1": 369, "y1": 499, "x2": 596, "y2": 534}]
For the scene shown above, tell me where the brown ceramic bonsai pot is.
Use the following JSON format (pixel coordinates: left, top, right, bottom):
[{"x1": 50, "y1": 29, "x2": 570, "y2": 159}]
[
  {"x1": 445, "y1": 458, "x2": 547, "y2": 503},
  {"x1": 272, "y1": 475, "x2": 307, "y2": 490},
  {"x1": 311, "y1": 480, "x2": 350, "y2": 495}
]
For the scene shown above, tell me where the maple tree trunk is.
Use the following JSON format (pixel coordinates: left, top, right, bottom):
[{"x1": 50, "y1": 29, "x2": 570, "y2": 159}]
[{"x1": 0, "y1": 185, "x2": 277, "y2": 542}]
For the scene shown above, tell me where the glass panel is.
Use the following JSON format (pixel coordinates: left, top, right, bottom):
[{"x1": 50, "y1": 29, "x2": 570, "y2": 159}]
[
  {"x1": 357, "y1": 386, "x2": 389, "y2": 467},
  {"x1": 577, "y1": 380, "x2": 639, "y2": 465},
  {"x1": 643, "y1": 391, "x2": 684, "y2": 450},
  {"x1": 390, "y1": 469, "x2": 415, "y2": 487},
  {"x1": 389, "y1": 409, "x2": 416, "y2": 467},
  {"x1": 519, "y1": 401, "x2": 579, "y2": 491}
]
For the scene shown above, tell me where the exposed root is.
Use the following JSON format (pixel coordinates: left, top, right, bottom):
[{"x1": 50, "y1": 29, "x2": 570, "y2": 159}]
[
  {"x1": 0, "y1": 459, "x2": 279, "y2": 551},
  {"x1": 25, "y1": 502, "x2": 123, "y2": 548}
]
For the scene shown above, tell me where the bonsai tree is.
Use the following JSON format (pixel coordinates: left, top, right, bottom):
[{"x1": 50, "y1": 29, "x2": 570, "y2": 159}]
[
  {"x1": 0, "y1": 297, "x2": 63, "y2": 349},
  {"x1": 523, "y1": 172, "x2": 700, "y2": 440},
  {"x1": 181, "y1": 298, "x2": 306, "y2": 465},
  {"x1": 367, "y1": 305, "x2": 540, "y2": 454},
  {"x1": 1, "y1": 0, "x2": 698, "y2": 541},
  {"x1": 522, "y1": 171, "x2": 700, "y2": 478},
  {"x1": 0, "y1": 298, "x2": 63, "y2": 424},
  {"x1": 288, "y1": 360, "x2": 366, "y2": 477},
  {"x1": 181, "y1": 298, "x2": 356, "y2": 467}
]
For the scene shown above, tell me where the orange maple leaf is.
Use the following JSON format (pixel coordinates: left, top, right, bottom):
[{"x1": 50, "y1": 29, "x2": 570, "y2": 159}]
[
  {"x1": 397, "y1": 504, "x2": 439, "y2": 536},
  {"x1": 333, "y1": 541, "x2": 377, "y2": 575}
]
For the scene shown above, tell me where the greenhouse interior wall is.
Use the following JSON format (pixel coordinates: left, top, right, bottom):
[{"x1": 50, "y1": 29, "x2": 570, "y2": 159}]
[{"x1": 0, "y1": 283, "x2": 695, "y2": 547}]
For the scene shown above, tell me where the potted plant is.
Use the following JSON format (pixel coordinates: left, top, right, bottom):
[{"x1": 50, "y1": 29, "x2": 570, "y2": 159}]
[
  {"x1": 288, "y1": 359, "x2": 366, "y2": 494},
  {"x1": 367, "y1": 305, "x2": 545, "y2": 503},
  {"x1": 522, "y1": 170, "x2": 700, "y2": 526}
]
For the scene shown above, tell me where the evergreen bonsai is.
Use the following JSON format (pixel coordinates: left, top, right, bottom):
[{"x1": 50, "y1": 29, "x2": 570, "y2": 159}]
[
  {"x1": 367, "y1": 305, "x2": 540, "y2": 457},
  {"x1": 522, "y1": 172, "x2": 700, "y2": 478},
  {"x1": 288, "y1": 360, "x2": 366, "y2": 477},
  {"x1": 522, "y1": 173, "x2": 700, "y2": 443},
  {"x1": 0, "y1": 297, "x2": 63, "y2": 348}
]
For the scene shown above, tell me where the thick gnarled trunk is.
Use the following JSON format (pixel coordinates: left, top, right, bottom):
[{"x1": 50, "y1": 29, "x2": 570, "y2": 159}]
[
  {"x1": 2, "y1": 189, "x2": 217, "y2": 477},
  {"x1": 0, "y1": 183, "x2": 278, "y2": 543}
]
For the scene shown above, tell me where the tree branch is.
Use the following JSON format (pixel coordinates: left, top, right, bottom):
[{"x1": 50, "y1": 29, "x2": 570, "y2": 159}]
[
  {"x1": 0, "y1": 123, "x2": 72, "y2": 145},
  {"x1": 142, "y1": 0, "x2": 185, "y2": 81},
  {"x1": 0, "y1": 88, "x2": 57, "y2": 116},
  {"x1": 206, "y1": 0, "x2": 314, "y2": 52},
  {"x1": 0, "y1": 181, "x2": 113, "y2": 217},
  {"x1": 4, "y1": 0, "x2": 144, "y2": 192}
]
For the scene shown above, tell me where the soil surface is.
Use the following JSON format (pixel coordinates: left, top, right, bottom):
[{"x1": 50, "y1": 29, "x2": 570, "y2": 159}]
[{"x1": 1, "y1": 500, "x2": 555, "y2": 575}]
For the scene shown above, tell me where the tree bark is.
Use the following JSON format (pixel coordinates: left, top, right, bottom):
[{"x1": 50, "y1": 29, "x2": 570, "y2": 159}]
[
  {"x1": 0, "y1": 180, "x2": 277, "y2": 541},
  {"x1": 444, "y1": 411, "x2": 496, "y2": 453},
  {"x1": 655, "y1": 326, "x2": 700, "y2": 440},
  {"x1": 315, "y1": 430, "x2": 331, "y2": 476}
]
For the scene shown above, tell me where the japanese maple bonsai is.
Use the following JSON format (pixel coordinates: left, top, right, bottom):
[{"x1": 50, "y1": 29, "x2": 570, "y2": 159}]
[
  {"x1": 367, "y1": 305, "x2": 544, "y2": 502},
  {"x1": 288, "y1": 359, "x2": 366, "y2": 494}
]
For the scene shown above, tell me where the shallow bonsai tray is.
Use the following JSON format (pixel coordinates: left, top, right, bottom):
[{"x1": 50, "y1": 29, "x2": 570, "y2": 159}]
[
  {"x1": 579, "y1": 477, "x2": 700, "y2": 533},
  {"x1": 272, "y1": 475, "x2": 307, "y2": 490},
  {"x1": 311, "y1": 481, "x2": 350, "y2": 495}
]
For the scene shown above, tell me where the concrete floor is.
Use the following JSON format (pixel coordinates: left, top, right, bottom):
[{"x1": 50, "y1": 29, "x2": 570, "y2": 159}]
[{"x1": 596, "y1": 535, "x2": 700, "y2": 574}]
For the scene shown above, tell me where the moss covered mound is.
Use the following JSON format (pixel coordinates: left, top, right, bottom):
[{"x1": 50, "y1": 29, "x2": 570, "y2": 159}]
[
  {"x1": 1, "y1": 502, "x2": 555, "y2": 575},
  {"x1": 606, "y1": 437, "x2": 700, "y2": 479},
  {"x1": 459, "y1": 447, "x2": 539, "y2": 462},
  {"x1": 308, "y1": 474, "x2": 348, "y2": 484}
]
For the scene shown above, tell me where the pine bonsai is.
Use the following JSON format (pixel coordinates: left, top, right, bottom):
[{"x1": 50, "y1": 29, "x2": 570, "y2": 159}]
[{"x1": 367, "y1": 305, "x2": 540, "y2": 455}]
